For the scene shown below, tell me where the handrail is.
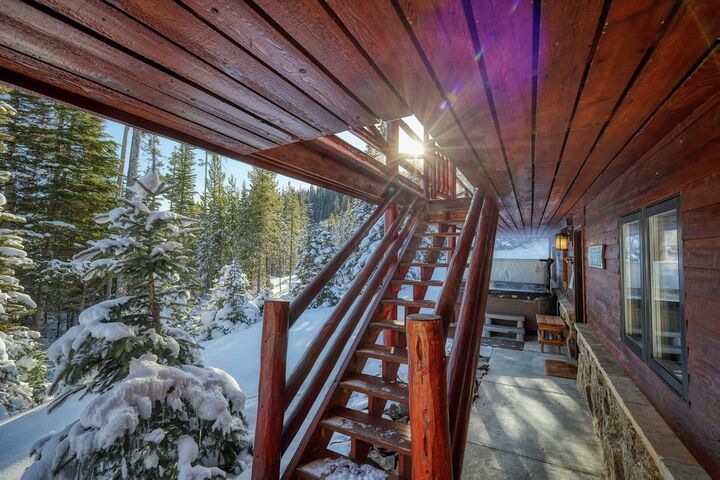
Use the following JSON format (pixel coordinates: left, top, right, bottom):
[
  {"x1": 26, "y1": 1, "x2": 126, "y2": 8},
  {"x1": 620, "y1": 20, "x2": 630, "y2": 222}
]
[
  {"x1": 281, "y1": 207, "x2": 422, "y2": 452},
  {"x1": 434, "y1": 191, "x2": 485, "y2": 330},
  {"x1": 289, "y1": 189, "x2": 400, "y2": 324},
  {"x1": 446, "y1": 197, "x2": 499, "y2": 478},
  {"x1": 283, "y1": 199, "x2": 417, "y2": 405}
]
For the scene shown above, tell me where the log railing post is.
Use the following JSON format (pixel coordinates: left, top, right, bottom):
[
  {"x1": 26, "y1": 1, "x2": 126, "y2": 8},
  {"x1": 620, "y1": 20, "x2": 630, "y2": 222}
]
[
  {"x1": 406, "y1": 314, "x2": 452, "y2": 480},
  {"x1": 252, "y1": 300, "x2": 289, "y2": 480}
]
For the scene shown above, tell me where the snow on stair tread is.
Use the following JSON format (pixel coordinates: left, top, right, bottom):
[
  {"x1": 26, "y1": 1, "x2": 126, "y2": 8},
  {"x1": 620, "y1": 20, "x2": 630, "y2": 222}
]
[
  {"x1": 297, "y1": 448, "x2": 400, "y2": 480},
  {"x1": 339, "y1": 373, "x2": 409, "y2": 403},
  {"x1": 399, "y1": 262, "x2": 452, "y2": 268},
  {"x1": 321, "y1": 407, "x2": 411, "y2": 455},
  {"x1": 355, "y1": 344, "x2": 408, "y2": 364}
]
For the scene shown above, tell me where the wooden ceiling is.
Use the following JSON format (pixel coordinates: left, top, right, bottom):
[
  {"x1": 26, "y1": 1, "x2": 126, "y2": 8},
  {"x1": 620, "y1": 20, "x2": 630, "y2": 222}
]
[{"x1": 0, "y1": 0, "x2": 717, "y2": 235}]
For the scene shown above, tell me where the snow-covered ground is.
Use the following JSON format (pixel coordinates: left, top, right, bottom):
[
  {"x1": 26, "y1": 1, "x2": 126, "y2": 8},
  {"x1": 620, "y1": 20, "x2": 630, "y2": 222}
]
[
  {"x1": 0, "y1": 306, "x2": 332, "y2": 479},
  {"x1": 0, "y1": 268, "x2": 448, "y2": 479}
]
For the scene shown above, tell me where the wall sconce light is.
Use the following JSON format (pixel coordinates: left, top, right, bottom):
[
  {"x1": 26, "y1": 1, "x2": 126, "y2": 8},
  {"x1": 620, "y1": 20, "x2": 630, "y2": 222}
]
[{"x1": 555, "y1": 233, "x2": 569, "y2": 251}]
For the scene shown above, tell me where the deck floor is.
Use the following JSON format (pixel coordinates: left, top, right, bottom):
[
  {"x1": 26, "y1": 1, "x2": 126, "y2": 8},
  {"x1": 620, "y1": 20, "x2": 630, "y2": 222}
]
[{"x1": 462, "y1": 338, "x2": 603, "y2": 479}]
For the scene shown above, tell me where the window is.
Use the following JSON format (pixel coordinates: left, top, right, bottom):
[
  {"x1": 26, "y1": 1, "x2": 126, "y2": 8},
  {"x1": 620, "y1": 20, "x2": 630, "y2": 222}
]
[{"x1": 620, "y1": 197, "x2": 686, "y2": 397}]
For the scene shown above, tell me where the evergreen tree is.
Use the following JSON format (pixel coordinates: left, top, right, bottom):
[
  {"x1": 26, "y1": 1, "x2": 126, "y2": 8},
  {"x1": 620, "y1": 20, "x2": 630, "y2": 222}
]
[
  {"x1": 200, "y1": 264, "x2": 259, "y2": 340},
  {"x1": 25, "y1": 172, "x2": 252, "y2": 479},
  {"x1": 0, "y1": 89, "x2": 119, "y2": 337},
  {"x1": 242, "y1": 168, "x2": 281, "y2": 292},
  {"x1": 0, "y1": 170, "x2": 35, "y2": 322},
  {"x1": 280, "y1": 186, "x2": 308, "y2": 291},
  {"x1": 196, "y1": 153, "x2": 227, "y2": 288},
  {"x1": 166, "y1": 144, "x2": 197, "y2": 216},
  {"x1": 142, "y1": 132, "x2": 163, "y2": 173},
  {"x1": 292, "y1": 222, "x2": 339, "y2": 307}
]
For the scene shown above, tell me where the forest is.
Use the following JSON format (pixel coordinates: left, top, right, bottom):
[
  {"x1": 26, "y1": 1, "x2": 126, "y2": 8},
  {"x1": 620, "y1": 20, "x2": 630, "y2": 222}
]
[{"x1": 0, "y1": 86, "x2": 382, "y2": 478}]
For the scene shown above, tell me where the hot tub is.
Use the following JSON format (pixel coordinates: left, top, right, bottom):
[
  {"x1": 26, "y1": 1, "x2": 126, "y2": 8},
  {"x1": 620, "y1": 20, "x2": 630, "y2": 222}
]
[{"x1": 486, "y1": 281, "x2": 555, "y2": 333}]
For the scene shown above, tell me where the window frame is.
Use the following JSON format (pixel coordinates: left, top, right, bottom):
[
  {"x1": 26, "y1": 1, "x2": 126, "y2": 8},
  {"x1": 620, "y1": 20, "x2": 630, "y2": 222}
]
[{"x1": 619, "y1": 196, "x2": 687, "y2": 399}]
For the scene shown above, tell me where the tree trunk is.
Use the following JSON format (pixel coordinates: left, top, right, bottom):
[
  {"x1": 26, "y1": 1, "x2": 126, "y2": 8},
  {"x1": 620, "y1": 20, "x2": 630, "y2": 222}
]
[
  {"x1": 124, "y1": 128, "x2": 141, "y2": 199},
  {"x1": 117, "y1": 125, "x2": 129, "y2": 190}
]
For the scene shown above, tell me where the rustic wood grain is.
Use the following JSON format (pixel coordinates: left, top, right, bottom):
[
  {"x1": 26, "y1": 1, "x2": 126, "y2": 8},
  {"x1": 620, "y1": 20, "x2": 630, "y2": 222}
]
[
  {"x1": 406, "y1": 314, "x2": 452, "y2": 480},
  {"x1": 253, "y1": 300, "x2": 289, "y2": 480}
]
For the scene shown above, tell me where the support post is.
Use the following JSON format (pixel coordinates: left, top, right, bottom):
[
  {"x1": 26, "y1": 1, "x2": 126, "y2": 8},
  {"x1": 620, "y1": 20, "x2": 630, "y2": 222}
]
[
  {"x1": 252, "y1": 300, "x2": 289, "y2": 480},
  {"x1": 406, "y1": 314, "x2": 452, "y2": 480}
]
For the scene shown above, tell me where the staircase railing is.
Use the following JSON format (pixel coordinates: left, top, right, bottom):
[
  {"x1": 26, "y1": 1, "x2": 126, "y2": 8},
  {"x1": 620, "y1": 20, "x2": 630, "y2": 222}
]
[
  {"x1": 406, "y1": 194, "x2": 499, "y2": 480},
  {"x1": 252, "y1": 185, "x2": 420, "y2": 480}
]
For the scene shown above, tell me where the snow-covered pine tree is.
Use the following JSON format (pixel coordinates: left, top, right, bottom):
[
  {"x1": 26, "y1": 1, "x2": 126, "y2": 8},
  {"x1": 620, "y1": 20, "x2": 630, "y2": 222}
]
[
  {"x1": 142, "y1": 132, "x2": 163, "y2": 174},
  {"x1": 201, "y1": 264, "x2": 260, "y2": 340},
  {"x1": 292, "y1": 222, "x2": 340, "y2": 307},
  {"x1": 0, "y1": 170, "x2": 36, "y2": 322},
  {"x1": 0, "y1": 329, "x2": 33, "y2": 419},
  {"x1": 25, "y1": 172, "x2": 251, "y2": 479},
  {"x1": 0, "y1": 325, "x2": 48, "y2": 411}
]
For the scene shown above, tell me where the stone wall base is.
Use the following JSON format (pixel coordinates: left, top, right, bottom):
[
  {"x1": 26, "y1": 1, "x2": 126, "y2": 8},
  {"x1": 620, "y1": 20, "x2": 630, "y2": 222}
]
[{"x1": 576, "y1": 324, "x2": 709, "y2": 480}]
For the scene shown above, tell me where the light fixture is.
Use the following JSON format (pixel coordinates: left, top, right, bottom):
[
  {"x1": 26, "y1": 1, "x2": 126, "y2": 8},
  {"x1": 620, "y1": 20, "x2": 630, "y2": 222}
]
[{"x1": 555, "y1": 233, "x2": 569, "y2": 251}]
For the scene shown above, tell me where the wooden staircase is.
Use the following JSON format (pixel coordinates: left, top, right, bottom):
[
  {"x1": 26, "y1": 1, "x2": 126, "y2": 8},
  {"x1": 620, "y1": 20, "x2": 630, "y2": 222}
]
[
  {"x1": 251, "y1": 191, "x2": 499, "y2": 480},
  {"x1": 290, "y1": 216, "x2": 466, "y2": 478}
]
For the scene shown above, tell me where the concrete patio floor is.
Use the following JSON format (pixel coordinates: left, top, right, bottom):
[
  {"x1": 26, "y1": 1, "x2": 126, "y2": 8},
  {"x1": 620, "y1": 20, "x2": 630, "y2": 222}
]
[{"x1": 462, "y1": 338, "x2": 604, "y2": 479}]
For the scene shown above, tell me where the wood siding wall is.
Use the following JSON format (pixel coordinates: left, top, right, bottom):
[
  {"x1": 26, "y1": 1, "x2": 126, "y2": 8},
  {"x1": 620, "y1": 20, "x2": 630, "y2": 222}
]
[{"x1": 580, "y1": 96, "x2": 719, "y2": 475}]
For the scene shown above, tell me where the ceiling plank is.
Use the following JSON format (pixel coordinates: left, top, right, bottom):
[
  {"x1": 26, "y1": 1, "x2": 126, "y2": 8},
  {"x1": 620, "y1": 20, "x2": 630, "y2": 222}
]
[
  {"x1": 469, "y1": 0, "x2": 535, "y2": 231},
  {"x1": 0, "y1": 0, "x2": 271, "y2": 151},
  {"x1": 532, "y1": 0, "x2": 605, "y2": 231},
  {"x1": 35, "y1": 0, "x2": 295, "y2": 145},
  {"x1": 539, "y1": 0, "x2": 675, "y2": 225},
  {"x1": 181, "y1": 0, "x2": 377, "y2": 128},
  {"x1": 252, "y1": 0, "x2": 409, "y2": 121},
  {"x1": 582, "y1": 50, "x2": 720, "y2": 209},
  {"x1": 550, "y1": 1, "x2": 720, "y2": 225},
  {"x1": 395, "y1": 0, "x2": 523, "y2": 231},
  {"x1": 326, "y1": 0, "x2": 445, "y2": 134},
  {"x1": 106, "y1": 0, "x2": 343, "y2": 137}
]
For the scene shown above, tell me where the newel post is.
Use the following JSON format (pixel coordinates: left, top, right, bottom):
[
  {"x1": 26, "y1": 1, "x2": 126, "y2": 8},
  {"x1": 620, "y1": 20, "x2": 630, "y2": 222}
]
[
  {"x1": 406, "y1": 314, "x2": 452, "y2": 480},
  {"x1": 252, "y1": 300, "x2": 289, "y2": 480}
]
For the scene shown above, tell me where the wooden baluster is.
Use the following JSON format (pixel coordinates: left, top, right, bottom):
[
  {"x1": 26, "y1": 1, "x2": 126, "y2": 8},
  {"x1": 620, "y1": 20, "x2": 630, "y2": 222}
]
[
  {"x1": 447, "y1": 198, "x2": 499, "y2": 478},
  {"x1": 252, "y1": 300, "x2": 289, "y2": 480},
  {"x1": 407, "y1": 314, "x2": 452, "y2": 480}
]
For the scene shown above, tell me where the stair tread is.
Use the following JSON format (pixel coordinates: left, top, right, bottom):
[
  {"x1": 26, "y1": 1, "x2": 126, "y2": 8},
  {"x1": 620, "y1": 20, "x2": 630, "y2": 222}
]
[
  {"x1": 409, "y1": 246, "x2": 454, "y2": 251},
  {"x1": 379, "y1": 298, "x2": 435, "y2": 308},
  {"x1": 391, "y1": 279, "x2": 446, "y2": 287},
  {"x1": 355, "y1": 344, "x2": 408, "y2": 364},
  {"x1": 400, "y1": 262, "x2": 451, "y2": 267},
  {"x1": 321, "y1": 407, "x2": 411, "y2": 455},
  {"x1": 297, "y1": 448, "x2": 399, "y2": 480},
  {"x1": 369, "y1": 320, "x2": 407, "y2": 331},
  {"x1": 339, "y1": 373, "x2": 408, "y2": 403},
  {"x1": 415, "y1": 231, "x2": 461, "y2": 237}
]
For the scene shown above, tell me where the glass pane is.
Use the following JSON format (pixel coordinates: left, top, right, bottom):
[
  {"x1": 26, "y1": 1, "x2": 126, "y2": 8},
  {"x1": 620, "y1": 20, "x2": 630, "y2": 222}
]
[
  {"x1": 622, "y1": 220, "x2": 643, "y2": 347},
  {"x1": 648, "y1": 208, "x2": 682, "y2": 380}
]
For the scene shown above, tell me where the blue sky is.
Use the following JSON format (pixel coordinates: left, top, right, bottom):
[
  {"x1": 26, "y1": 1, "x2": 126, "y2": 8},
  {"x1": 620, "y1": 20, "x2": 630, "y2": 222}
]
[
  {"x1": 103, "y1": 116, "x2": 423, "y2": 196},
  {"x1": 103, "y1": 120, "x2": 312, "y2": 194}
]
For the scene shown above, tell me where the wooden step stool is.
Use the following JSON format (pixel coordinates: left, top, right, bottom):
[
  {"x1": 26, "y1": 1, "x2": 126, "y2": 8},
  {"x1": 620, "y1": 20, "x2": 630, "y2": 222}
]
[
  {"x1": 482, "y1": 312, "x2": 526, "y2": 341},
  {"x1": 537, "y1": 314, "x2": 565, "y2": 353}
]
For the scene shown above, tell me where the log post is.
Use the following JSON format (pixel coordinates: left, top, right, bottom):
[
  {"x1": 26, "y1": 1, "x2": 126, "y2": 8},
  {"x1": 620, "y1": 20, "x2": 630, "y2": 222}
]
[
  {"x1": 252, "y1": 300, "x2": 289, "y2": 480},
  {"x1": 406, "y1": 314, "x2": 452, "y2": 480}
]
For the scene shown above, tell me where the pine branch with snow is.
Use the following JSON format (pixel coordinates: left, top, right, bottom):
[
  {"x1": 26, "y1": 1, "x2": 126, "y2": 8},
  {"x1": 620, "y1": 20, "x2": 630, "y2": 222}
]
[
  {"x1": 24, "y1": 355, "x2": 252, "y2": 479},
  {"x1": 201, "y1": 264, "x2": 260, "y2": 340}
]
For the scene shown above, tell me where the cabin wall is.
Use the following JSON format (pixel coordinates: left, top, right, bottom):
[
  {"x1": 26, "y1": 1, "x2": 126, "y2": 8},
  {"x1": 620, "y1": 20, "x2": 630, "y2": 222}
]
[{"x1": 580, "y1": 98, "x2": 720, "y2": 475}]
